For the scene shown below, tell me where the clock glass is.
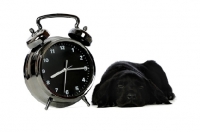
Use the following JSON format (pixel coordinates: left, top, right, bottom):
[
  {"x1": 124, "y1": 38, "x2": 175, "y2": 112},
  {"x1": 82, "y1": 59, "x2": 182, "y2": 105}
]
[{"x1": 41, "y1": 41, "x2": 95, "y2": 98}]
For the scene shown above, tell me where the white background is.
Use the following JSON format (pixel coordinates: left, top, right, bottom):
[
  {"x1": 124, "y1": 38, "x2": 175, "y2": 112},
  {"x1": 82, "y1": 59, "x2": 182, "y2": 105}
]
[{"x1": 0, "y1": 0, "x2": 200, "y2": 132}]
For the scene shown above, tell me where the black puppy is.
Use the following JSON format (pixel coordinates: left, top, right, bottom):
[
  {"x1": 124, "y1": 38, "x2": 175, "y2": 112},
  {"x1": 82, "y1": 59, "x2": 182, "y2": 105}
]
[{"x1": 92, "y1": 60, "x2": 175, "y2": 107}]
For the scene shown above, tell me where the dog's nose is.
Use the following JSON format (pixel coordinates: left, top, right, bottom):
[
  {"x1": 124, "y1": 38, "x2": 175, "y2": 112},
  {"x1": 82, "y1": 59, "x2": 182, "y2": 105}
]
[{"x1": 127, "y1": 93, "x2": 136, "y2": 100}]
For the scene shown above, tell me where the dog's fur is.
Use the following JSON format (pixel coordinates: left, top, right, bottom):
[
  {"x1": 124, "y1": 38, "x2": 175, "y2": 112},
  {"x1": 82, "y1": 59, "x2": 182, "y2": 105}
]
[{"x1": 92, "y1": 60, "x2": 175, "y2": 107}]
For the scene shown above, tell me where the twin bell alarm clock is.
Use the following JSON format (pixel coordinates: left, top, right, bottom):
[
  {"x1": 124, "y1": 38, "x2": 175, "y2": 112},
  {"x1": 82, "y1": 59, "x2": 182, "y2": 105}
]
[{"x1": 23, "y1": 14, "x2": 95, "y2": 110}]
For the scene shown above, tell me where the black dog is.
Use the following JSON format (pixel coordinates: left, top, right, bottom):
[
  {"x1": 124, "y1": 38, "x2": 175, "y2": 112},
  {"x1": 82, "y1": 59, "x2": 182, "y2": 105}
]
[{"x1": 92, "y1": 60, "x2": 175, "y2": 107}]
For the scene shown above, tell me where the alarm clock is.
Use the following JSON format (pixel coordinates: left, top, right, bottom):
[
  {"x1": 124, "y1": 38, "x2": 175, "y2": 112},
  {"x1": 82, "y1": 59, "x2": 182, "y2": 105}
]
[{"x1": 23, "y1": 14, "x2": 95, "y2": 110}]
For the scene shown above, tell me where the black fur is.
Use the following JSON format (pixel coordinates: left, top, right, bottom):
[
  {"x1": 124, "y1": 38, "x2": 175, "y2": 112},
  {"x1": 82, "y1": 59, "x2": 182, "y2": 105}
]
[{"x1": 92, "y1": 60, "x2": 175, "y2": 107}]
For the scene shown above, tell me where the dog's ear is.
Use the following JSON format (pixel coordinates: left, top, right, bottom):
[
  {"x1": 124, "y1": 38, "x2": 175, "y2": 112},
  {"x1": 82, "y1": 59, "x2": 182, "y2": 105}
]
[
  {"x1": 92, "y1": 79, "x2": 113, "y2": 108},
  {"x1": 148, "y1": 81, "x2": 171, "y2": 104}
]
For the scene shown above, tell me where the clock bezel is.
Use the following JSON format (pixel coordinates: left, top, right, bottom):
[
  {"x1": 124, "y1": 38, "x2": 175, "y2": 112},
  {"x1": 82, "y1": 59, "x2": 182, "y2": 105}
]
[{"x1": 24, "y1": 37, "x2": 95, "y2": 107}]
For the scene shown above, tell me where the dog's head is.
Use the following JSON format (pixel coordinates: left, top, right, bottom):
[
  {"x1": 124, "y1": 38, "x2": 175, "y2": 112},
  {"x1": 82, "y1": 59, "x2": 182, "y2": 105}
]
[
  {"x1": 93, "y1": 70, "x2": 170, "y2": 107},
  {"x1": 93, "y1": 70, "x2": 150, "y2": 107},
  {"x1": 113, "y1": 70, "x2": 148, "y2": 107}
]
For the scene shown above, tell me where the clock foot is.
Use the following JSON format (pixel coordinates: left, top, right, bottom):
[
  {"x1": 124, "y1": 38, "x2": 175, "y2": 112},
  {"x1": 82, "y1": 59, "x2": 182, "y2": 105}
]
[
  {"x1": 82, "y1": 96, "x2": 90, "y2": 107},
  {"x1": 45, "y1": 97, "x2": 53, "y2": 110}
]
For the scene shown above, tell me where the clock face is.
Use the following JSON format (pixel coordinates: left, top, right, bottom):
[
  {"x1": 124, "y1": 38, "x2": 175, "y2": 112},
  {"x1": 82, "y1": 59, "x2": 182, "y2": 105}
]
[{"x1": 40, "y1": 41, "x2": 95, "y2": 98}]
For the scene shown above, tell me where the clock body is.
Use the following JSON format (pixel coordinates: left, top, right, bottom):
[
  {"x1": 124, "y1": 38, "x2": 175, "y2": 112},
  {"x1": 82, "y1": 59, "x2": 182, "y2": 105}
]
[{"x1": 24, "y1": 37, "x2": 95, "y2": 108}]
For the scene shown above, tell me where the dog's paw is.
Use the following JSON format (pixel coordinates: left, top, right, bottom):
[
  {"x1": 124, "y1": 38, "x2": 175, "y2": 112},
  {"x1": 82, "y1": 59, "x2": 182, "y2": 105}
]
[{"x1": 166, "y1": 92, "x2": 175, "y2": 100}]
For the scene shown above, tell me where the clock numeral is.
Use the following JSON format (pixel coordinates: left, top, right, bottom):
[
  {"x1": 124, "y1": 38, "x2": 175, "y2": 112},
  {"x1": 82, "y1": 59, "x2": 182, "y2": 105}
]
[
  {"x1": 50, "y1": 49, "x2": 55, "y2": 54},
  {"x1": 55, "y1": 88, "x2": 58, "y2": 92},
  {"x1": 82, "y1": 77, "x2": 86, "y2": 82},
  {"x1": 75, "y1": 86, "x2": 79, "y2": 91},
  {"x1": 46, "y1": 80, "x2": 50, "y2": 85},
  {"x1": 42, "y1": 69, "x2": 45, "y2": 73},
  {"x1": 65, "y1": 90, "x2": 69, "y2": 94},
  {"x1": 60, "y1": 46, "x2": 65, "y2": 50},
  {"x1": 80, "y1": 55, "x2": 83, "y2": 60},
  {"x1": 43, "y1": 58, "x2": 49, "y2": 63},
  {"x1": 71, "y1": 48, "x2": 74, "y2": 52}
]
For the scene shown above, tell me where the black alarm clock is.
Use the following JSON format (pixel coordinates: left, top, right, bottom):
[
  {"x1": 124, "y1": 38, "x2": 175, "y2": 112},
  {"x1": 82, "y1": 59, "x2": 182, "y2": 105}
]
[{"x1": 23, "y1": 14, "x2": 95, "y2": 110}]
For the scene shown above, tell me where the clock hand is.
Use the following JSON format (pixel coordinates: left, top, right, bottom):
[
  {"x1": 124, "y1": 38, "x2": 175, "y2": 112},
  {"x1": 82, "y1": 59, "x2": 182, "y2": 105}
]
[
  {"x1": 67, "y1": 66, "x2": 88, "y2": 71},
  {"x1": 50, "y1": 69, "x2": 65, "y2": 78},
  {"x1": 50, "y1": 65, "x2": 72, "y2": 79},
  {"x1": 64, "y1": 60, "x2": 68, "y2": 93},
  {"x1": 50, "y1": 66, "x2": 87, "y2": 78}
]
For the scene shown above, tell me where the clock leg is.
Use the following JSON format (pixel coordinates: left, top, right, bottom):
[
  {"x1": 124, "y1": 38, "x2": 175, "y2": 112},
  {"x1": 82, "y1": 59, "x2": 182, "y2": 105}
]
[
  {"x1": 45, "y1": 97, "x2": 53, "y2": 110},
  {"x1": 81, "y1": 96, "x2": 90, "y2": 107}
]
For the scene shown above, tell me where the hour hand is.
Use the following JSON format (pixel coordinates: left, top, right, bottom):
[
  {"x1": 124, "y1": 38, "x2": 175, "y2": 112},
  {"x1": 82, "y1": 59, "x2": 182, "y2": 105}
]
[
  {"x1": 50, "y1": 68, "x2": 66, "y2": 78},
  {"x1": 50, "y1": 65, "x2": 73, "y2": 79}
]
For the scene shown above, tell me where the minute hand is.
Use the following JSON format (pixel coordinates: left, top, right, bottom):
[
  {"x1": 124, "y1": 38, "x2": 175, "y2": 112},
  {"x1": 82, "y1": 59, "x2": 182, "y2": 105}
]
[{"x1": 67, "y1": 66, "x2": 88, "y2": 71}]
